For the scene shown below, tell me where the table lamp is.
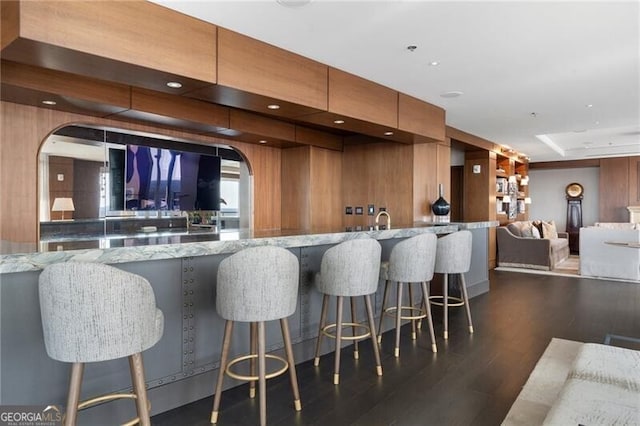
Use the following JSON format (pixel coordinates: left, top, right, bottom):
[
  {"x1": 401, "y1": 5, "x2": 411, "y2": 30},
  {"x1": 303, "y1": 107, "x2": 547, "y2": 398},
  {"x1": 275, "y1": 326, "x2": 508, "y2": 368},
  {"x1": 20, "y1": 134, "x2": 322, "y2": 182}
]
[{"x1": 52, "y1": 197, "x2": 75, "y2": 220}]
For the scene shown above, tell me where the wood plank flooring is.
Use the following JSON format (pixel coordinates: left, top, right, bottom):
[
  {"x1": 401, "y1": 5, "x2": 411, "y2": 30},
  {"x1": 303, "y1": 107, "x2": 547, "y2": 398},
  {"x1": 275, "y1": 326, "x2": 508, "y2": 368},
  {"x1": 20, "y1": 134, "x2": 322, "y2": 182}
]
[{"x1": 152, "y1": 270, "x2": 640, "y2": 425}]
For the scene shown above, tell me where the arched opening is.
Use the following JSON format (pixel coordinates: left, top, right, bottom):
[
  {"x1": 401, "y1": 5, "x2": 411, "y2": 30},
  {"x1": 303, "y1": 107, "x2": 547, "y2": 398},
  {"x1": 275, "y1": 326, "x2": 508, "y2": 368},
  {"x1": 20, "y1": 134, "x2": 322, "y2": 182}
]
[{"x1": 38, "y1": 124, "x2": 253, "y2": 249}]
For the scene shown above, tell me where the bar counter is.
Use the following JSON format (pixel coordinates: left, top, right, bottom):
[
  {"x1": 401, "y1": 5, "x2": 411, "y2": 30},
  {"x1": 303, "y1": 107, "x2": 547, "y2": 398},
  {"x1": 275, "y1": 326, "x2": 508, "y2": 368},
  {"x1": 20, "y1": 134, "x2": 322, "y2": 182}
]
[{"x1": 0, "y1": 221, "x2": 496, "y2": 422}]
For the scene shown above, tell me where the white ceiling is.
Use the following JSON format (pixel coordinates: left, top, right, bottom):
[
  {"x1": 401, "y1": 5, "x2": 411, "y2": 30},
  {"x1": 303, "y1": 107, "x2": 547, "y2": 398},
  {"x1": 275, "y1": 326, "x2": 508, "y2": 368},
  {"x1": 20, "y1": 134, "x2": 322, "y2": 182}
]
[{"x1": 152, "y1": 0, "x2": 640, "y2": 162}]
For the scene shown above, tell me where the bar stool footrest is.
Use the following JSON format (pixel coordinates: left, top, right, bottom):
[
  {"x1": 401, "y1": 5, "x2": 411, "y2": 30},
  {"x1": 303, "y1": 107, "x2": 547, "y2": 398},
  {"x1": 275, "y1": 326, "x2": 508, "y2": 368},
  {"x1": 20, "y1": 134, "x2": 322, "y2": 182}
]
[
  {"x1": 76, "y1": 392, "x2": 150, "y2": 426},
  {"x1": 382, "y1": 306, "x2": 427, "y2": 320},
  {"x1": 225, "y1": 354, "x2": 289, "y2": 382},
  {"x1": 321, "y1": 323, "x2": 370, "y2": 340},
  {"x1": 428, "y1": 295, "x2": 464, "y2": 307}
]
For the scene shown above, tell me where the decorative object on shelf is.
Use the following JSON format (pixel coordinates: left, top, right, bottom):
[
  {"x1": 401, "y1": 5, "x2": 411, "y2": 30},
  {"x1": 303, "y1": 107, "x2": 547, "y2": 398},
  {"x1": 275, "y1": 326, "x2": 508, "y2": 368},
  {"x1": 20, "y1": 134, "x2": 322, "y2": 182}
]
[
  {"x1": 506, "y1": 176, "x2": 518, "y2": 219},
  {"x1": 431, "y1": 183, "x2": 450, "y2": 223},
  {"x1": 565, "y1": 182, "x2": 584, "y2": 254},
  {"x1": 51, "y1": 197, "x2": 75, "y2": 221}
]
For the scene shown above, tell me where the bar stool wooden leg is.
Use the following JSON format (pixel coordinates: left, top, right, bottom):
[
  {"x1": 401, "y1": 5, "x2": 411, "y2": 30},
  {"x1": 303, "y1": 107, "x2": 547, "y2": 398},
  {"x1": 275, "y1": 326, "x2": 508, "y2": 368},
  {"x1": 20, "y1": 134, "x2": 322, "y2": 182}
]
[
  {"x1": 64, "y1": 362, "x2": 84, "y2": 426},
  {"x1": 394, "y1": 282, "x2": 403, "y2": 357},
  {"x1": 211, "y1": 320, "x2": 234, "y2": 424},
  {"x1": 377, "y1": 280, "x2": 390, "y2": 343},
  {"x1": 364, "y1": 295, "x2": 383, "y2": 377},
  {"x1": 459, "y1": 274, "x2": 474, "y2": 334},
  {"x1": 408, "y1": 283, "x2": 417, "y2": 340},
  {"x1": 314, "y1": 295, "x2": 329, "y2": 366},
  {"x1": 249, "y1": 322, "x2": 258, "y2": 398},
  {"x1": 258, "y1": 321, "x2": 267, "y2": 426},
  {"x1": 350, "y1": 297, "x2": 359, "y2": 360},
  {"x1": 443, "y1": 274, "x2": 449, "y2": 340},
  {"x1": 333, "y1": 296, "x2": 344, "y2": 385},
  {"x1": 280, "y1": 318, "x2": 302, "y2": 411},
  {"x1": 420, "y1": 281, "x2": 437, "y2": 353},
  {"x1": 129, "y1": 353, "x2": 151, "y2": 426}
]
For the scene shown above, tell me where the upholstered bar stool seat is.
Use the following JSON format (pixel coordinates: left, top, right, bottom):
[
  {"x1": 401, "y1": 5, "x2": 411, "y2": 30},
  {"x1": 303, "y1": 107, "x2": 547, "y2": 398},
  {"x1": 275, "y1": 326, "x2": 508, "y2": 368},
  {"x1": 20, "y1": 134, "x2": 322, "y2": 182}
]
[
  {"x1": 211, "y1": 246, "x2": 301, "y2": 426},
  {"x1": 313, "y1": 238, "x2": 383, "y2": 385},
  {"x1": 39, "y1": 262, "x2": 164, "y2": 426},
  {"x1": 378, "y1": 233, "x2": 438, "y2": 356},
  {"x1": 429, "y1": 230, "x2": 474, "y2": 340}
]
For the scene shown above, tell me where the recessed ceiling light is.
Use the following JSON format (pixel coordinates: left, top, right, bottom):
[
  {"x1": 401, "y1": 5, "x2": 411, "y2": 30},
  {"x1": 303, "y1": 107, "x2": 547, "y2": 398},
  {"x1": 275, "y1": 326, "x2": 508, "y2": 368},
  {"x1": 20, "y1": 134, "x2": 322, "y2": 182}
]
[
  {"x1": 440, "y1": 91, "x2": 463, "y2": 98},
  {"x1": 333, "y1": 119, "x2": 345, "y2": 124},
  {"x1": 586, "y1": 104, "x2": 593, "y2": 108},
  {"x1": 267, "y1": 104, "x2": 280, "y2": 110},
  {"x1": 429, "y1": 61, "x2": 440, "y2": 66},
  {"x1": 384, "y1": 131, "x2": 394, "y2": 136},
  {"x1": 166, "y1": 81, "x2": 182, "y2": 89},
  {"x1": 595, "y1": 121, "x2": 600, "y2": 125},
  {"x1": 42, "y1": 100, "x2": 57, "y2": 105},
  {"x1": 259, "y1": 140, "x2": 267, "y2": 144},
  {"x1": 530, "y1": 112, "x2": 537, "y2": 118},
  {"x1": 407, "y1": 45, "x2": 417, "y2": 52}
]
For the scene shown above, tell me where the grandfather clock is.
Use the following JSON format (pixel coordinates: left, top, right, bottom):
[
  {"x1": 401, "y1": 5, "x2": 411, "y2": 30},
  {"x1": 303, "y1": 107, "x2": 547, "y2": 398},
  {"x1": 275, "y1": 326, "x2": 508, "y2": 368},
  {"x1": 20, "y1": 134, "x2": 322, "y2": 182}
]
[{"x1": 565, "y1": 183, "x2": 583, "y2": 254}]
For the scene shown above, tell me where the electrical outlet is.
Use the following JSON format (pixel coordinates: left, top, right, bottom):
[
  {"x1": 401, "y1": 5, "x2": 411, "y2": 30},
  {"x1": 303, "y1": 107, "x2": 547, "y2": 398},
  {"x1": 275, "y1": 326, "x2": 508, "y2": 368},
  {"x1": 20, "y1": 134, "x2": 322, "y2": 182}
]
[
  {"x1": 355, "y1": 206, "x2": 364, "y2": 215},
  {"x1": 367, "y1": 204, "x2": 375, "y2": 215},
  {"x1": 345, "y1": 206, "x2": 353, "y2": 215}
]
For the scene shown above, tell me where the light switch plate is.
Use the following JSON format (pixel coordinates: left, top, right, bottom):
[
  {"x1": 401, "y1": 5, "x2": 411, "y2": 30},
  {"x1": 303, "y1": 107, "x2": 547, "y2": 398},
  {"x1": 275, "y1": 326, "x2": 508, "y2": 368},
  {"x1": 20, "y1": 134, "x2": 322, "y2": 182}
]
[
  {"x1": 57, "y1": 173, "x2": 64, "y2": 181},
  {"x1": 473, "y1": 165, "x2": 481, "y2": 174}
]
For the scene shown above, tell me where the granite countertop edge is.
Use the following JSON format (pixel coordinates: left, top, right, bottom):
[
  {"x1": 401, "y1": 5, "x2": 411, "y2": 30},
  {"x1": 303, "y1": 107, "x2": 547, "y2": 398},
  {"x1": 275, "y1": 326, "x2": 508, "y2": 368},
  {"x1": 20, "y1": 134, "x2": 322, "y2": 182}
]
[{"x1": 0, "y1": 222, "x2": 497, "y2": 274}]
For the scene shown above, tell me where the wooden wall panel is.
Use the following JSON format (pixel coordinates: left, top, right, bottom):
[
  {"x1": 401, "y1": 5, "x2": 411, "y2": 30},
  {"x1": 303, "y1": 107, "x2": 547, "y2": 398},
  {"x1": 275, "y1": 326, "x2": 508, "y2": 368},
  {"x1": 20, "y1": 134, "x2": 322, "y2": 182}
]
[
  {"x1": 217, "y1": 28, "x2": 327, "y2": 110},
  {"x1": 0, "y1": 101, "x2": 283, "y2": 244},
  {"x1": 599, "y1": 157, "x2": 630, "y2": 222},
  {"x1": 8, "y1": 0, "x2": 216, "y2": 83},
  {"x1": 48, "y1": 156, "x2": 74, "y2": 220},
  {"x1": 463, "y1": 150, "x2": 496, "y2": 222},
  {"x1": 120, "y1": 87, "x2": 229, "y2": 133},
  {"x1": 343, "y1": 141, "x2": 413, "y2": 227},
  {"x1": 628, "y1": 156, "x2": 640, "y2": 207},
  {"x1": 398, "y1": 93, "x2": 446, "y2": 142},
  {"x1": 281, "y1": 146, "x2": 343, "y2": 230},
  {"x1": 0, "y1": 1, "x2": 19, "y2": 51},
  {"x1": 412, "y1": 143, "x2": 438, "y2": 221},
  {"x1": 329, "y1": 68, "x2": 398, "y2": 129},
  {"x1": 73, "y1": 159, "x2": 101, "y2": 220},
  {"x1": 310, "y1": 147, "x2": 343, "y2": 229},
  {"x1": 281, "y1": 146, "x2": 310, "y2": 230}
]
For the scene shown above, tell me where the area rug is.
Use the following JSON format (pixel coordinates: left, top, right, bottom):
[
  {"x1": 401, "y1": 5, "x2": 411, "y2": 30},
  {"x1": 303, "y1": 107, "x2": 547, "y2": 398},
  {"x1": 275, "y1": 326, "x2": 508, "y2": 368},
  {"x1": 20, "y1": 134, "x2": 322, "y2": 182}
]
[
  {"x1": 495, "y1": 255, "x2": 579, "y2": 278},
  {"x1": 501, "y1": 338, "x2": 583, "y2": 426}
]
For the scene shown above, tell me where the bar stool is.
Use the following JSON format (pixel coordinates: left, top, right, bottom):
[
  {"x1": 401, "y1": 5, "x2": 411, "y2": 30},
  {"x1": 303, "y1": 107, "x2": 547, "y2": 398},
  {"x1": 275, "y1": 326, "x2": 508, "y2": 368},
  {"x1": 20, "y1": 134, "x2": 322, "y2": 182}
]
[
  {"x1": 211, "y1": 246, "x2": 301, "y2": 426},
  {"x1": 313, "y1": 238, "x2": 383, "y2": 385},
  {"x1": 38, "y1": 262, "x2": 164, "y2": 426},
  {"x1": 377, "y1": 233, "x2": 438, "y2": 356},
  {"x1": 430, "y1": 230, "x2": 474, "y2": 340}
]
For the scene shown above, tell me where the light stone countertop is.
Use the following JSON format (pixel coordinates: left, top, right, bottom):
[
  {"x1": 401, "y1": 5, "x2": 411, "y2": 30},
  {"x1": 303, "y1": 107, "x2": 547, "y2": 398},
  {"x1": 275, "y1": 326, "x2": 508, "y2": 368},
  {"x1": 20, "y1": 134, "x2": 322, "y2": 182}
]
[{"x1": 0, "y1": 221, "x2": 498, "y2": 274}]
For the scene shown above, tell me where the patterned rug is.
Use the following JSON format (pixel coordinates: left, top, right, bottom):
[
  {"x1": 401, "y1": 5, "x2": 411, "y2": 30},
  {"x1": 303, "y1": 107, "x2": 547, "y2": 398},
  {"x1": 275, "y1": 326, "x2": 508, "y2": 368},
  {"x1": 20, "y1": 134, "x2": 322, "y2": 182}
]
[
  {"x1": 501, "y1": 338, "x2": 583, "y2": 425},
  {"x1": 552, "y1": 255, "x2": 579, "y2": 275},
  {"x1": 495, "y1": 255, "x2": 579, "y2": 278}
]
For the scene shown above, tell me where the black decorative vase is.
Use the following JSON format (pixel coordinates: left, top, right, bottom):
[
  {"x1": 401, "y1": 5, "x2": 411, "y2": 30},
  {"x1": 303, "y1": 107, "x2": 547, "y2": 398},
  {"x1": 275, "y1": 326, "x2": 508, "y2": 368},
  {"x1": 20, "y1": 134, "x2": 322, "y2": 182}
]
[{"x1": 432, "y1": 183, "x2": 450, "y2": 218}]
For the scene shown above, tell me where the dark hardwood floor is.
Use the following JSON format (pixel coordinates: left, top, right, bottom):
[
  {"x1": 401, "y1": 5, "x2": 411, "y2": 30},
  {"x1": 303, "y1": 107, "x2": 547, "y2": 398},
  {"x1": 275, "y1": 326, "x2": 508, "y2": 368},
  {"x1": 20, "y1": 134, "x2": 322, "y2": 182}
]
[{"x1": 152, "y1": 270, "x2": 640, "y2": 425}]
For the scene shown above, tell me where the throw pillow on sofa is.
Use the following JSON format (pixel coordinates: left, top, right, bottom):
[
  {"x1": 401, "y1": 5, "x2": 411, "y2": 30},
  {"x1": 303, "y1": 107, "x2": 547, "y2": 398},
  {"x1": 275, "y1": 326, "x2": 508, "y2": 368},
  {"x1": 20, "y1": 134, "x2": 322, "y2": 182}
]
[
  {"x1": 541, "y1": 220, "x2": 559, "y2": 239},
  {"x1": 531, "y1": 226, "x2": 541, "y2": 238},
  {"x1": 521, "y1": 222, "x2": 536, "y2": 238},
  {"x1": 507, "y1": 223, "x2": 522, "y2": 237}
]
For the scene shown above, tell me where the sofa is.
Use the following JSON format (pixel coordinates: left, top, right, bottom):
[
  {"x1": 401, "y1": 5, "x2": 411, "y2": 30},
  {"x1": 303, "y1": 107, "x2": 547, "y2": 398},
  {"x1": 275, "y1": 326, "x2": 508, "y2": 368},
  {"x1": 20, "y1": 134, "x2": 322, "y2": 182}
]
[
  {"x1": 579, "y1": 225, "x2": 640, "y2": 281},
  {"x1": 497, "y1": 221, "x2": 569, "y2": 270}
]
